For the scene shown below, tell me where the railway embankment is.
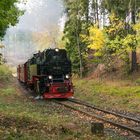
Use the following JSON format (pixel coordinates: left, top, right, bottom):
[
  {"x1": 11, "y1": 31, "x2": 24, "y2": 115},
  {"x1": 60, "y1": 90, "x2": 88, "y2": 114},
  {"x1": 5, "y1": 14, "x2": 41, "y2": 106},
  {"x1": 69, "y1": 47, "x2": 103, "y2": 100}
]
[{"x1": 74, "y1": 78, "x2": 140, "y2": 115}]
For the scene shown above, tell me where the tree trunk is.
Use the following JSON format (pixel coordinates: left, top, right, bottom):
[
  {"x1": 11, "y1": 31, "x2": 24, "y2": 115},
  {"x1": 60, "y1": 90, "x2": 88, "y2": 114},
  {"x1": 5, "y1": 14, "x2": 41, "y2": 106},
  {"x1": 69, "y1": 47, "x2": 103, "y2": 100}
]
[
  {"x1": 76, "y1": 26, "x2": 83, "y2": 78},
  {"x1": 96, "y1": 0, "x2": 99, "y2": 27},
  {"x1": 131, "y1": 6, "x2": 138, "y2": 72},
  {"x1": 102, "y1": 6, "x2": 106, "y2": 27},
  {"x1": 131, "y1": 50, "x2": 138, "y2": 72},
  {"x1": 85, "y1": 0, "x2": 89, "y2": 24},
  {"x1": 76, "y1": 5, "x2": 83, "y2": 78},
  {"x1": 92, "y1": 0, "x2": 97, "y2": 24}
]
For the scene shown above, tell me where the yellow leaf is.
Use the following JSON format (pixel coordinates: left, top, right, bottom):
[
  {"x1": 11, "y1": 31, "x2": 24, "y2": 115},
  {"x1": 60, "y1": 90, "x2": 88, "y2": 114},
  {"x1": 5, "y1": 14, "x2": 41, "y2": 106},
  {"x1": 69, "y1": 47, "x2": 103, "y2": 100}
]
[{"x1": 87, "y1": 26, "x2": 105, "y2": 50}]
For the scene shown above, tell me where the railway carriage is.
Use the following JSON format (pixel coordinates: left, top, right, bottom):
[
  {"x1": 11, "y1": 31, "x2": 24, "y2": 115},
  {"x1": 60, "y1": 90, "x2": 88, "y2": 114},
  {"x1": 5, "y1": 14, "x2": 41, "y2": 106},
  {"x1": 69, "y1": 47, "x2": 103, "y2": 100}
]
[
  {"x1": 17, "y1": 48, "x2": 74, "y2": 99},
  {"x1": 17, "y1": 65, "x2": 21, "y2": 80},
  {"x1": 18, "y1": 63, "x2": 28, "y2": 83}
]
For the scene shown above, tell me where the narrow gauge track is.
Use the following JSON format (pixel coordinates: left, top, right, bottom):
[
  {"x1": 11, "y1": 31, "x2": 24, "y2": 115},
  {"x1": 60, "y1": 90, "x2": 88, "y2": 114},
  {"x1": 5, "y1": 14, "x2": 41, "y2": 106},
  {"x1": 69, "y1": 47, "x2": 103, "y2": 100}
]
[{"x1": 54, "y1": 98, "x2": 140, "y2": 136}]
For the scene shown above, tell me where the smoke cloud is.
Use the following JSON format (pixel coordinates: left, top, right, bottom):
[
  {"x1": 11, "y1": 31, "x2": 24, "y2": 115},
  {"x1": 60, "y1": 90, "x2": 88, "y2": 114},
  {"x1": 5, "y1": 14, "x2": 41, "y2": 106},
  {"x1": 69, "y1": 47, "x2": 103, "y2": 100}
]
[{"x1": 2, "y1": 0, "x2": 65, "y2": 66}]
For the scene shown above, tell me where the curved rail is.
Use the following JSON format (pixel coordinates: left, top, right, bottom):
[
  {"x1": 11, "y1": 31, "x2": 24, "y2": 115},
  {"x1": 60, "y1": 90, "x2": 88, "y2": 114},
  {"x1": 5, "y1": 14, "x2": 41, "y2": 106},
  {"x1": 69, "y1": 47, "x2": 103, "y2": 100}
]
[
  {"x1": 68, "y1": 98, "x2": 140, "y2": 123},
  {"x1": 54, "y1": 98, "x2": 140, "y2": 136}
]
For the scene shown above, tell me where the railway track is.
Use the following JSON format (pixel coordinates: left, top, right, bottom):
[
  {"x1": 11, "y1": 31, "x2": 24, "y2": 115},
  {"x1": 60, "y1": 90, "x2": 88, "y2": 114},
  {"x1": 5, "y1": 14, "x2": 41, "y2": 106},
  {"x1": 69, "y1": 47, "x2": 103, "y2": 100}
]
[{"x1": 54, "y1": 98, "x2": 140, "y2": 136}]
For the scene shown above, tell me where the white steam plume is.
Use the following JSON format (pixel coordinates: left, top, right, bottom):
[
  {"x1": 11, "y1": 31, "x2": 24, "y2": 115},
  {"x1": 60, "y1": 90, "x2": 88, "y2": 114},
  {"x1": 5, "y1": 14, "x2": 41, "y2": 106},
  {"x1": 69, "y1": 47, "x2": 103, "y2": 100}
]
[{"x1": 2, "y1": 0, "x2": 65, "y2": 66}]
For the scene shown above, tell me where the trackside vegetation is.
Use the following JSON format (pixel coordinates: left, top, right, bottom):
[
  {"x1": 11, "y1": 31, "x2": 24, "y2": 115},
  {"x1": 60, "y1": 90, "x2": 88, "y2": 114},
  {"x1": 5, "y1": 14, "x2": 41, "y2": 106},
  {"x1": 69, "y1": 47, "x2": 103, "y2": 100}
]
[
  {"x1": 0, "y1": 65, "x2": 12, "y2": 82},
  {"x1": 74, "y1": 78, "x2": 140, "y2": 113},
  {"x1": 0, "y1": 80, "x2": 126, "y2": 139}
]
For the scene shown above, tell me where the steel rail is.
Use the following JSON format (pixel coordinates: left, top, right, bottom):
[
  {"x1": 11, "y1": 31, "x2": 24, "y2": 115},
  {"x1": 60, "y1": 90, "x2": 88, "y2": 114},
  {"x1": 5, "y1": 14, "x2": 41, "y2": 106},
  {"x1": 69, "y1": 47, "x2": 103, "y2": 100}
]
[
  {"x1": 68, "y1": 98, "x2": 140, "y2": 123},
  {"x1": 54, "y1": 100, "x2": 140, "y2": 136}
]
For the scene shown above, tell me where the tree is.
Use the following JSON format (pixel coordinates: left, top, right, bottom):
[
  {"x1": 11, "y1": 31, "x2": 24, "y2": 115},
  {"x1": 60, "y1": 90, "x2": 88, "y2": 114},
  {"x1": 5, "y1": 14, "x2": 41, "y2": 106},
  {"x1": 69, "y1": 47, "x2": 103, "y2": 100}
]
[
  {"x1": 101, "y1": 0, "x2": 140, "y2": 72},
  {"x1": 63, "y1": 0, "x2": 140, "y2": 75},
  {"x1": 63, "y1": 0, "x2": 91, "y2": 77},
  {"x1": 87, "y1": 12, "x2": 140, "y2": 73},
  {"x1": 0, "y1": 0, "x2": 23, "y2": 40}
]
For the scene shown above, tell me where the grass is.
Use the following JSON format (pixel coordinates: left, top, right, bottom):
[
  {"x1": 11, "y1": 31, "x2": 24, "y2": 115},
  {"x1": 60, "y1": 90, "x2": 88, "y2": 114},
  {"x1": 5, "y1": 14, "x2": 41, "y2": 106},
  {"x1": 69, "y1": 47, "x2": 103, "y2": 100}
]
[
  {"x1": 0, "y1": 65, "x2": 131, "y2": 139},
  {"x1": 0, "y1": 86, "x2": 16, "y2": 96},
  {"x1": 0, "y1": 84, "x2": 126, "y2": 140},
  {"x1": 0, "y1": 82, "x2": 127, "y2": 139},
  {"x1": 74, "y1": 78, "x2": 140, "y2": 113},
  {"x1": 0, "y1": 65, "x2": 12, "y2": 82}
]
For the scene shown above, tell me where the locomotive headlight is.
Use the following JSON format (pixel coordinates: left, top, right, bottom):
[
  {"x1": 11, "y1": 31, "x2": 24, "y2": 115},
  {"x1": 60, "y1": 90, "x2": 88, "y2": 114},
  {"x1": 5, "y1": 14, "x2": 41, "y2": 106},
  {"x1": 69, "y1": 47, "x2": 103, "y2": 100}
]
[
  {"x1": 55, "y1": 48, "x2": 59, "y2": 52},
  {"x1": 65, "y1": 74, "x2": 70, "y2": 79},
  {"x1": 48, "y1": 75, "x2": 53, "y2": 80}
]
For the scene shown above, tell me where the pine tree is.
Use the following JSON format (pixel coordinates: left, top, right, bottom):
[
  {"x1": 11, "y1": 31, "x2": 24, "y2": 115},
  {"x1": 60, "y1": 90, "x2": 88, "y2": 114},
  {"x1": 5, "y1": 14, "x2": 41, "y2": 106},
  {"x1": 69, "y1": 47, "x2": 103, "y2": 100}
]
[{"x1": 63, "y1": 0, "x2": 91, "y2": 77}]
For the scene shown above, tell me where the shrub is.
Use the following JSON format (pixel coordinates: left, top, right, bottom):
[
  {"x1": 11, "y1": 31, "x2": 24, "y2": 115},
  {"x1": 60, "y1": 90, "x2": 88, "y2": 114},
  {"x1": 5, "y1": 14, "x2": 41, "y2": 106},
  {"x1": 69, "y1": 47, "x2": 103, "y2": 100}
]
[
  {"x1": 135, "y1": 78, "x2": 140, "y2": 85},
  {"x1": 0, "y1": 65, "x2": 12, "y2": 82}
]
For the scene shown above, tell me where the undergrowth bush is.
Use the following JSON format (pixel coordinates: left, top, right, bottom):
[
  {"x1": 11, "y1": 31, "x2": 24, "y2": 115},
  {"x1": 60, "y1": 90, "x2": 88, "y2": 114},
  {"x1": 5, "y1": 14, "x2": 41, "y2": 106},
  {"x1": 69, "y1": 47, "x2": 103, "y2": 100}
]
[
  {"x1": 0, "y1": 65, "x2": 12, "y2": 82},
  {"x1": 135, "y1": 78, "x2": 140, "y2": 85}
]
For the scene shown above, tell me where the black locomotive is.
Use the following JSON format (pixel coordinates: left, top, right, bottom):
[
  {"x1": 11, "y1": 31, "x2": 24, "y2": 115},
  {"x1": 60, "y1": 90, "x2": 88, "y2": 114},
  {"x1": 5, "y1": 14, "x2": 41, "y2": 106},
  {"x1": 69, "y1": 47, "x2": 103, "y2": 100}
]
[{"x1": 17, "y1": 48, "x2": 74, "y2": 99}]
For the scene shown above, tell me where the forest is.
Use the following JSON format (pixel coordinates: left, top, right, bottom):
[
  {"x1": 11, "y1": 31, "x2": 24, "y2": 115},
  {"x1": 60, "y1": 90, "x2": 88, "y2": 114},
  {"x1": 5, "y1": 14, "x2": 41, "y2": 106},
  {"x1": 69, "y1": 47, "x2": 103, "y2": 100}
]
[
  {"x1": 62, "y1": 0, "x2": 140, "y2": 78},
  {"x1": 1, "y1": 0, "x2": 140, "y2": 78}
]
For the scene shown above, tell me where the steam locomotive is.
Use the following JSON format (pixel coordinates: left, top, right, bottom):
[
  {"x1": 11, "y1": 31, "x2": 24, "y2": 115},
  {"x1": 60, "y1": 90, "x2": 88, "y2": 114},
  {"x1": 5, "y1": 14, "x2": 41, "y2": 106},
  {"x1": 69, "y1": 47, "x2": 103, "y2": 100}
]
[{"x1": 17, "y1": 48, "x2": 74, "y2": 99}]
